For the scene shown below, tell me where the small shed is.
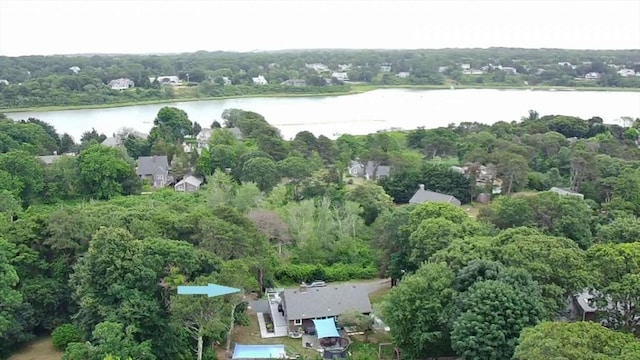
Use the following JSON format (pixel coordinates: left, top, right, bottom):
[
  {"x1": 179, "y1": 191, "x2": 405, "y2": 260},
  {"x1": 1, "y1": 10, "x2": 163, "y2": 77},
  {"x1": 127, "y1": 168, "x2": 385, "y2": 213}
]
[
  {"x1": 174, "y1": 175, "x2": 203, "y2": 192},
  {"x1": 232, "y1": 344, "x2": 286, "y2": 359}
]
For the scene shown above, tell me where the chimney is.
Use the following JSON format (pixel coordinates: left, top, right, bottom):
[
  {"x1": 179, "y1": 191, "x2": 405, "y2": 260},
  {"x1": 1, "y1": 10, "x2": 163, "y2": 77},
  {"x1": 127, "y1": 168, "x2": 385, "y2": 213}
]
[
  {"x1": 418, "y1": 184, "x2": 425, "y2": 191},
  {"x1": 299, "y1": 282, "x2": 308, "y2": 293}
]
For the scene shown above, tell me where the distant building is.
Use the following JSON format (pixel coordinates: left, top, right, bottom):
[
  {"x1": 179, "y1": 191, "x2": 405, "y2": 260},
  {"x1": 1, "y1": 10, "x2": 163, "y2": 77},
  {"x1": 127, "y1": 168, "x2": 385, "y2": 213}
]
[
  {"x1": 69, "y1": 66, "x2": 81, "y2": 73},
  {"x1": 618, "y1": 69, "x2": 636, "y2": 77},
  {"x1": 585, "y1": 72, "x2": 601, "y2": 80},
  {"x1": 331, "y1": 72, "x2": 349, "y2": 82},
  {"x1": 337, "y1": 63, "x2": 353, "y2": 71},
  {"x1": 281, "y1": 79, "x2": 306, "y2": 87},
  {"x1": 348, "y1": 160, "x2": 391, "y2": 181},
  {"x1": 549, "y1": 187, "x2": 585, "y2": 199},
  {"x1": 501, "y1": 67, "x2": 517, "y2": 74},
  {"x1": 136, "y1": 155, "x2": 172, "y2": 188},
  {"x1": 156, "y1": 76, "x2": 181, "y2": 85},
  {"x1": 409, "y1": 184, "x2": 462, "y2": 206},
  {"x1": 252, "y1": 75, "x2": 268, "y2": 85},
  {"x1": 222, "y1": 76, "x2": 232, "y2": 85},
  {"x1": 0, "y1": 79, "x2": 8, "y2": 86},
  {"x1": 108, "y1": 78, "x2": 135, "y2": 90},
  {"x1": 305, "y1": 63, "x2": 329, "y2": 72},
  {"x1": 380, "y1": 64, "x2": 392, "y2": 72},
  {"x1": 102, "y1": 129, "x2": 147, "y2": 148},
  {"x1": 396, "y1": 72, "x2": 410, "y2": 78},
  {"x1": 460, "y1": 64, "x2": 471, "y2": 70}
]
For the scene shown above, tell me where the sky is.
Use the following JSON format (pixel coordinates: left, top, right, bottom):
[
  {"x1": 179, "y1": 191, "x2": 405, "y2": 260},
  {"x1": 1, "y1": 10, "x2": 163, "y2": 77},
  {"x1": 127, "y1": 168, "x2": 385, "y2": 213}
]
[{"x1": 0, "y1": 0, "x2": 639, "y2": 56}]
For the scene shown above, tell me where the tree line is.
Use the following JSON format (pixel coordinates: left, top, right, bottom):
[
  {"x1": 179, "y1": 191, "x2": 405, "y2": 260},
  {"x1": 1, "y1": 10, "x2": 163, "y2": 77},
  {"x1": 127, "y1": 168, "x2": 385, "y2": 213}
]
[{"x1": 1, "y1": 48, "x2": 639, "y2": 109}]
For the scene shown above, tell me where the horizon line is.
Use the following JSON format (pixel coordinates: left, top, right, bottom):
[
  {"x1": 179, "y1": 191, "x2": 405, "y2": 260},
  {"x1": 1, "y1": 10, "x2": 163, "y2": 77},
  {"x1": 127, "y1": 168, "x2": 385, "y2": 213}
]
[{"x1": 2, "y1": 46, "x2": 640, "y2": 58}]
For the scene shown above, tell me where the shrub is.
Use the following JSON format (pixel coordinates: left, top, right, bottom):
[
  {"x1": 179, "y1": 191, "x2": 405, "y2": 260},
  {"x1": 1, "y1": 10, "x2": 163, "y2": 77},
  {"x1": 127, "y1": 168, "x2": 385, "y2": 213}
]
[
  {"x1": 51, "y1": 323, "x2": 82, "y2": 350},
  {"x1": 274, "y1": 263, "x2": 377, "y2": 283}
]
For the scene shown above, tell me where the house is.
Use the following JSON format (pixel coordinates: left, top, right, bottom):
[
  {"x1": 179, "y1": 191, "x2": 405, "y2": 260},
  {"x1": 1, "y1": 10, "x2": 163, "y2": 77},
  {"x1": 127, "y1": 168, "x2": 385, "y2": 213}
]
[
  {"x1": 572, "y1": 291, "x2": 597, "y2": 322},
  {"x1": 222, "y1": 76, "x2": 232, "y2": 85},
  {"x1": 331, "y1": 72, "x2": 349, "y2": 82},
  {"x1": 618, "y1": 69, "x2": 636, "y2": 77},
  {"x1": 102, "y1": 129, "x2": 147, "y2": 148},
  {"x1": 462, "y1": 69, "x2": 484, "y2": 75},
  {"x1": 252, "y1": 75, "x2": 268, "y2": 85},
  {"x1": 0, "y1": 79, "x2": 8, "y2": 86},
  {"x1": 438, "y1": 66, "x2": 449, "y2": 73},
  {"x1": 69, "y1": 66, "x2": 81, "y2": 73},
  {"x1": 380, "y1": 64, "x2": 392, "y2": 72},
  {"x1": 585, "y1": 72, "x2": 601, "y2": 80},
  {"x1": 305, "y1": 63, "x2": 329, "y2": 72},
  {"x1": 193, "y1": 127, "x2": 243, "y2": 154},
  {"x1": 174, "y1": 175, "x2": 203, "y2": 192},
  {"x1": 136, "y1": 155, "x2": 171, "y2": 187},
  {"x1": 451, "y1": 164, "x2": 502, "y2": 194},
  {"x1": 337, "y1": 64, "x2": 352, "y2": 71},
  {"x1": 461, "y1": 64, "x2": 471, "y2": 70},
  {"x1": 37, "y1": 153, "x2": 72, "y2": 166},
  {"x1": 156, "y1": 76, "x2": 181, "y2": 85},
  {"x1": 232, "y1": 344, "x2": 286, "y2": 360},
  {"x1": 348, "y1": 161, "x2": 391, "y2": 180},
  {"x1": 281, "y1": 79, "x2": 306, "y2": 87},
  {"x1": 549, "y1": 187, "x2": 585, "y2": 199},
  {"x1": 408, "y1": 184, "x2": 462, "y2": 206},
  {"x1": 108, "y1": 78, "x2": 135, "y2": 90},
  {"x1": 501, "y1": 67, "x2": 517, "y2": 74},
  {"x1": 280, "y1": 283, "x2": 372, "y2": 332},
  {"x1": 396, "y1": 72, "x2": 410, "y2": 78}
]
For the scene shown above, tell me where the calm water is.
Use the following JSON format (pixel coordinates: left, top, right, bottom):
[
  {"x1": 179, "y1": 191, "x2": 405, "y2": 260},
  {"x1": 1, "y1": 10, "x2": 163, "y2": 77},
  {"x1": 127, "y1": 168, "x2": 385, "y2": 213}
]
[{"x1": 6, "y1": 89, "x2": 640, "y2": 141}]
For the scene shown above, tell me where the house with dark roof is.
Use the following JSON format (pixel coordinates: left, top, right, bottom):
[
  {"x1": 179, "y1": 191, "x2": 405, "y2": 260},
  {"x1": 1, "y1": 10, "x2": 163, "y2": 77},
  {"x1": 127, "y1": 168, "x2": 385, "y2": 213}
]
[
  {"x1": 408, "y1": 184, "x2": 462, "y2": 206},
  {"x1": 137, "y1": 155, "x2": 171, "y2": 187},
  {"x1": 572, "y1": 291, "x2": 597, "y2": 322},
  {"x1": 281, "y1": 284, "x2": 372, "y2": 332}
]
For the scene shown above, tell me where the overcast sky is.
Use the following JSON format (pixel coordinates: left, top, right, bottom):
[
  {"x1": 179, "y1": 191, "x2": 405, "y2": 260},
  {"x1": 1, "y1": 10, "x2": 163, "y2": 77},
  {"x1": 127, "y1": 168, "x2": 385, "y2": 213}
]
[{"x1": 1, "y1": 0, "x2": 639, "y2": 56}]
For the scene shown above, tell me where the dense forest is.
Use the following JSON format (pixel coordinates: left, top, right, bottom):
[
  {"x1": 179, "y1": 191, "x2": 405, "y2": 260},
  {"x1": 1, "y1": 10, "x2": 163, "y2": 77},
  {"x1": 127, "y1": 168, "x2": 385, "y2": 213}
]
[
  {"x1": 1, "y1": 48, "x2": 639, "y2": 109},
  {"x1": 3, "y1": 107, "x2": 640, "y2": 359}
]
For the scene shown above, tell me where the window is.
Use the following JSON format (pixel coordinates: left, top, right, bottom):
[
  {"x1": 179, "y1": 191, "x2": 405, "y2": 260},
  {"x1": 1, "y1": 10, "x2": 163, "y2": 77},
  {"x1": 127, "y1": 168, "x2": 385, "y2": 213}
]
[{"x1": 294, "y1": 319, "x2": 302, "y2": 326}]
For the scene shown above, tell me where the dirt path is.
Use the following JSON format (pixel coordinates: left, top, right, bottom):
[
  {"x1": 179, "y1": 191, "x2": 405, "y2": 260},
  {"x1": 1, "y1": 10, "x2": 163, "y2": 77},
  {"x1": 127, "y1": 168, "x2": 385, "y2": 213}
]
[{"x1": 9, "y1": 337, "x2": 62, "y2": 360}]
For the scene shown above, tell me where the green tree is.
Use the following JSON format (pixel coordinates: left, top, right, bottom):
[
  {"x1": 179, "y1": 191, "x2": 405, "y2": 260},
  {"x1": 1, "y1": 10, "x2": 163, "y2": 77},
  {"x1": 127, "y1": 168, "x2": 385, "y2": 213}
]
[
  {"x1": 0, "y1": 150, "x2": 45, "y2": 205},
  {"x1": 77, "y1": 144, "x2": 139, "y2": 199},
  {"x1": 345, "y1": 182, "x2": 393, "y2": 225},
  {"x1": 241, "y1": 157, "x2": 280, "y2": 192},
  {"x1": 451, "y1": 280, "x2": 542, "y2": 360},
  {"x1": 62, "y1": 322, "x2": 156, "y2": 360},
  {"x1": 0, "y1": 238, "x2": 23, "y2": 344},
  {"x1": 150, "y1": 107, "x2": 193, "y2": 143},
  {"x1": 513, "y1": 321, "x2": 640, "y2": 360},
  {"x1": 382, "y1": 263, "x2": 457, "y2": 358}
]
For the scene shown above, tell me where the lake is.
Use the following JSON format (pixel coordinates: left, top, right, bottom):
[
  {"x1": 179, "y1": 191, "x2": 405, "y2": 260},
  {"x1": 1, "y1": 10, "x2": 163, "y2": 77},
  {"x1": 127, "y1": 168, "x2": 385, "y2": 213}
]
[{"x1": 6, "y1": 88, "x2": 640, "y2": 141}]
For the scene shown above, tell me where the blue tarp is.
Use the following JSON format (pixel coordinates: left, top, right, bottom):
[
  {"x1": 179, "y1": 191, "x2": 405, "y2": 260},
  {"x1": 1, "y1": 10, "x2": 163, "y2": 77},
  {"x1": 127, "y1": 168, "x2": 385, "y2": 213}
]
[
  {"x1": 232, "y1": 344, "x2": 286, "y2": 359},
  {"x1": 313, "y1": 318, "x2": 340, "y2": 339}
]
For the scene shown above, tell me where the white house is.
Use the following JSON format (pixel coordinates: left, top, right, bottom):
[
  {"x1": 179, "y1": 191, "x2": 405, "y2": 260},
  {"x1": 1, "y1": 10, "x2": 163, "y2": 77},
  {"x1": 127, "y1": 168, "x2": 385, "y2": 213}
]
[
  {"x1": 501, "y1": 67, "x2": 517, "y2": 74},
  {"x1": 585, "y1": 72, "x2": 601, "y2": 80},
  {"x1": 252, "y1": 75, "x2": 268, "y2": 85},
  {"x1": 338, "y1": 64, "x2": 353, "y2": 71},
  {"x1": 156, "y1": 76, "x2": 181, "y2": 85},
  {"x1": 461, "y1": 64, "x2": 471, "y2": 70},
  {"x1": 331, "y1": 72, "x2": 349, "y2": 82},
  {"x1": 396, "y1": 72, "x2": 410, "y2": 78},
  {"x1": 305, "y1": 63, "x2": 329, "y2": 72},
  {"x1": 380, "y1": 64, "x2": 392, "y2": 72},
  {"x1": 618, "y1": 69, "x2": 636, "y2": 77},
  {"x1": 281, "y1": 79, "x2": 306, "y2": 87},
  {"x1": 69, "y1": 66, "x2": 81, "y2": 73},
  {"x1": 222, "y1": 76, "x2": 232, "y2": 85},
  {"x1": 108, "y1": 78, "x2": 135, "y2": 90},
  {"x1": 175, "y1": 175, "x2": 203, "y2": 192},
  {"x1": 0, "y1": 79, "x2": 8, "y2": 86}
]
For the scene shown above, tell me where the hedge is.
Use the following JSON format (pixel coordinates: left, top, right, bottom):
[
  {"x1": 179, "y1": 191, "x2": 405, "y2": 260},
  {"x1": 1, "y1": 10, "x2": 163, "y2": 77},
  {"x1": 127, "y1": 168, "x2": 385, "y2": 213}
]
[{"x1": 274, "y1": 263, "x2": 377, "y2": 283}]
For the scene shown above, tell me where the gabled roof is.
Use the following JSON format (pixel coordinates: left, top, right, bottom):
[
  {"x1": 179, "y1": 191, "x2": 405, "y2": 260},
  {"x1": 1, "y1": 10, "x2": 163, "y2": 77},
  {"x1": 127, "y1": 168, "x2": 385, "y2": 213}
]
[
  {"x1": 365, "y1": 161, "x2": 390, "y2": 177},
  {"x1": 409, "y1": 185, "x2": 461, "y2": 206},
  {"x1": 137, "y1": 156, "x2": 169, "y2": 176},
  {"x1": 283, "y1": 284, "x2": 372, "y2": 320},
  {"x1": 175, "y1": 175, "x2": 203, "y2": 187}
]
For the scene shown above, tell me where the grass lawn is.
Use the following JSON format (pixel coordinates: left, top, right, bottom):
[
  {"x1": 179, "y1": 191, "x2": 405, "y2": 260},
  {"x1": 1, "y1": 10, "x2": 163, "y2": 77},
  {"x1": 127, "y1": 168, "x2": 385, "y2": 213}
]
[{"x1": 8, "y1": 337, "x2": 62, "y2": 360}]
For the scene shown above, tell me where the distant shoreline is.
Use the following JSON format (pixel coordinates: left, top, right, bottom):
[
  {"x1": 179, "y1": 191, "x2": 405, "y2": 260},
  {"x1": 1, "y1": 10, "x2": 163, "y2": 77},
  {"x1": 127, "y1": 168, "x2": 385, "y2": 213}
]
[{"x1": 2, "y1": 84, "x2": 639, "y2": 114}]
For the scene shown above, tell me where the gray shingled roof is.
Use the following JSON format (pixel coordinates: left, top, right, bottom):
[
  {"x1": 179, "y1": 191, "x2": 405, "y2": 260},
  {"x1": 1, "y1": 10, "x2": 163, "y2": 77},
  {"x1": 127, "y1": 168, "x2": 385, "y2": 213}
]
[
  {"x1": 365, "y1": 161, "x2": 390, "y2": 177},
  {"x1": 283, "y1": 284, "x2": 372, "y2": 320},
  {"x1": 137, "y1": 156, "x2": 169, "y2": 176},
  {"x1": 408, "y1": 185, "x2": 461, "y2": 206}
]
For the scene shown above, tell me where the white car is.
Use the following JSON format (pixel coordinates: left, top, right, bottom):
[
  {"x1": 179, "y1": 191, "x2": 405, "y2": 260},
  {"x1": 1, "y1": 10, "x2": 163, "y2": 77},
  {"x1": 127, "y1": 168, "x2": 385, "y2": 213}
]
[{"x1": 308, "y1": 281, "x2": 327, "y2": 288}]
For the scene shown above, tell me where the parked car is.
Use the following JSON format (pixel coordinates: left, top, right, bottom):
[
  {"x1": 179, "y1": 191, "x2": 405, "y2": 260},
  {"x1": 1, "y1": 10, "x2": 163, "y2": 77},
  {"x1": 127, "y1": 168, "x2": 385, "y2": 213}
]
[{"x1": 308, "y1": 281, "x2": 327, "y2": 288}]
